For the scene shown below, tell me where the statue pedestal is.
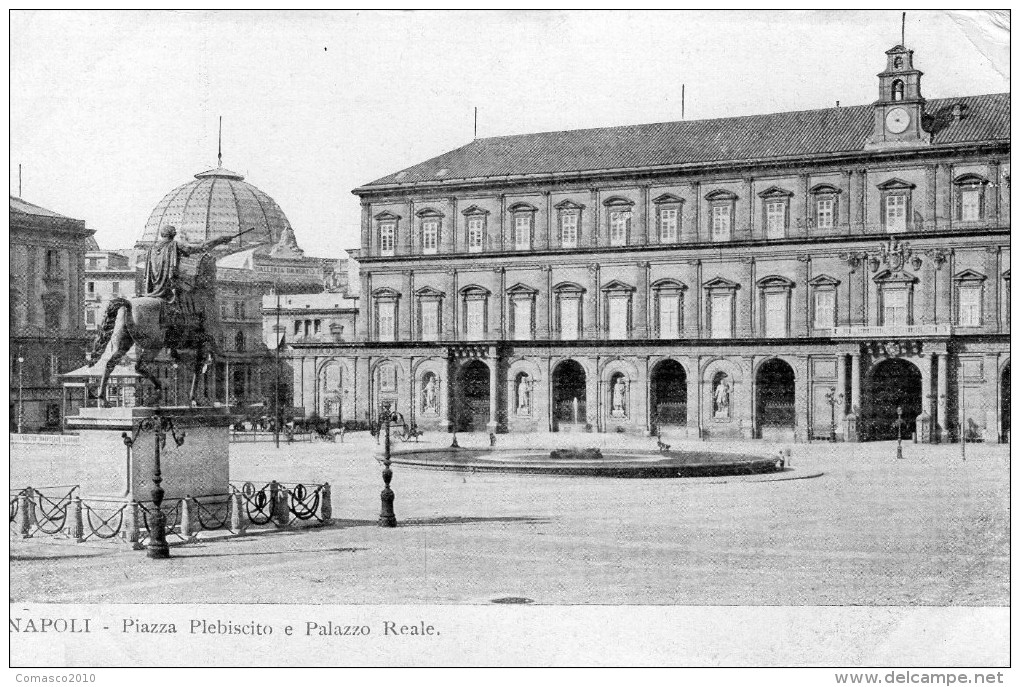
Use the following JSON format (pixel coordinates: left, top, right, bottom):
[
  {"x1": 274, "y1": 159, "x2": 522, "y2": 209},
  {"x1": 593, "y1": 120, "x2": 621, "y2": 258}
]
[
  {"x1": 843, "y1": 414, "x2": 859, "y2": 443},
  {"x1": 65, "y1": 406, "x2": 231, "y2": 501}
]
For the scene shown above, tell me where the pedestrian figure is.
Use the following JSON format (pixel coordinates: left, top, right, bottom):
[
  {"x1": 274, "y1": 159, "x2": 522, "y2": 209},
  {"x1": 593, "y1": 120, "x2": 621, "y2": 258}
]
[{"x1": 489, "y1": 431, "x2": 496, "y2": 447}]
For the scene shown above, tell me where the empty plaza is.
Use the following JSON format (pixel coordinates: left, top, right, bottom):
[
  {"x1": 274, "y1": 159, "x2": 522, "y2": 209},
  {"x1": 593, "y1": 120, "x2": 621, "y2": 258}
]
[{"x1": 9, "y1": 433, "x2": 1009, "y2": 606}]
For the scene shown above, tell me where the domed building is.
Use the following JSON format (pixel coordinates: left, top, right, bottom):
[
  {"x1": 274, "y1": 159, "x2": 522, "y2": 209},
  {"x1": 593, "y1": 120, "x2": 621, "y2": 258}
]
[{"x1": 137, "y1": 166, "x2": 292, "y2": 251}]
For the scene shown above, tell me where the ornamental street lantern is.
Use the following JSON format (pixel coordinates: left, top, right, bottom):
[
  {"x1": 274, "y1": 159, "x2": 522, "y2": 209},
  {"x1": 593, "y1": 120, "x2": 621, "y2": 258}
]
[
  {"x1": 123, "y1": 413, "x2": 186, "y2": 558},
  {"x1": 824, "y1": 386, "x2": 843, "y2": 443},
  {"x1": 895, "y1": 405, "x2": 905, "y2": 460},
  {"x1": 378, "y1": 401, "x2": 403, "y2": 527}
]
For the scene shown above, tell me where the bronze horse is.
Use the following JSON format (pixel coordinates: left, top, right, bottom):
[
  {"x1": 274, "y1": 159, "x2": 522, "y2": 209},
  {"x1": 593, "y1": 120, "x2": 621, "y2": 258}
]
[{"x1": 90, "y1": 253, "x2": 219, "y2": 406}]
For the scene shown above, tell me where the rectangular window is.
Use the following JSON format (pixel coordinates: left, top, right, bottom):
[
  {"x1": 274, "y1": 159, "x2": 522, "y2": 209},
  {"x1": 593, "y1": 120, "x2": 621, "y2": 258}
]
[
  {"x1": 50, "y1": 354, "x2": 60, "y2": 378},
  {"x1": 513, "y1": 299, "x2": 532, "y2": 340},
  {"x1": 422, "y1": 220, "x2": 439, "y2": 254},
  {"x1": 765, "y1": 202, "x2": 786, "y2": 239},
  {"x1": 466, "y1": 299, "x2": 485, "y2": 340},
  {"x1": 87, "y1": 281, "x2": 95, "y2": 295},
  {"x1": 658, "y1": 295, "x2": 680, "y2": 338},
  {"x1": 467, "y1": 218, "x2": 484, "y2": 253},
  {"x1": 710, "y1": 293, "x2": 732, "y2": 339},
  {"x1": 421, "y1": 301, "x2": 440, "y2": 340},
  {"x1": 561, "y1": 214, "x2": 578, "y2": 248},
  {"x1": 816, "y1": 198, "x2": 834, "y2": 229},
  {"x1": 559, "y1": 297, "x2": 579, "y2": 340},
  {"x1": 813, "y1": 290, "x2": 835, "y2": 329},
  {"x1": 763, "y1": 292, "x2": 788, "y2": 338},
  {"x1": 958, "y1": 285, "x2": 982, "y2": 326},
  {"x1": 608, "y1": 297, "x2": 628, "y2": 339},
  {"x1": 378, "y1": 302, "x2": 396, "y2": 341},
  {"x1": 514, "y1": 215, "x2": 531, "y2": 250},
  {"x1": 85, "y1": 309, "x2": 96, "y2": 325},
  {"x1": 609, "y1": 211, "x2": 630, "y2": 247},
  {"x1": 882, "y1": 289, "x2": 908, "y2": 326},
  {"x1": 379, "y1": 223, "x2": 395, "y2": 255},
  {"x1": 294, "y1": 320, "x2": 301, "y2": 335},
  {"x1": 313, "y1": 319, "x2": 321, "y2": 335},
  {"x1": 886, "y1": 195, "x2": 907, "y2": 233},
  {"x1": 112, "y1": 282, "x2": 120, "y2": 296},
  {"x1": 961, "y1": 189, "x2": 981, "y2": 221},
  {"x1": 659, "y1": 208, "x2": 679, "y2": 243},
  {"x1": 711, "y1": 205, "x2": 731, "y2": 242}
]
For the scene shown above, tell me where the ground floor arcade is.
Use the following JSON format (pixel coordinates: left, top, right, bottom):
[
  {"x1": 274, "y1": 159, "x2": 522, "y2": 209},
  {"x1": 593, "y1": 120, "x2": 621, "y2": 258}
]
[{"x1": 287, "y1": 338, "x2": 1009, "y2": 443}]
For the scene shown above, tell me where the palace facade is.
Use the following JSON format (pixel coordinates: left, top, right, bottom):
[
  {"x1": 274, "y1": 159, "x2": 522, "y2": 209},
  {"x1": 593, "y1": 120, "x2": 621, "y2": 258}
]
[{"x1": 293, "y1": 44, "x2": 1010, "y2": 442}]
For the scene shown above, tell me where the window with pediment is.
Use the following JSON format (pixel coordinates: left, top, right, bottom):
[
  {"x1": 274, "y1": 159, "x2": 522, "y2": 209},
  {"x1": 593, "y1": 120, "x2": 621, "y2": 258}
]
[
  {"x1": 603, "y1": 197, "x2": 634, "y2": 247},
  {"x1": 653, "y1": 194, "x2": 683, "y2": 244},
  {"x1": 877, "y1": 178, "x2": 915, "y2": 234},
  {"x1": 953, "y1": 174, "x2": 989, "y2": 223},
  {"x1": 808, "y1": 274, "x2": 840, "y2": 330},
  {"x1": 757, "y1": 275, "x2": 794, "y2": 338},
  {"x1": 416, "y1": 208, "x2": 443, "y2": 255},
  {"x1": 601, "y1": 280, "x2": 634, "y2": 339},
  {"x1": 651, "y1": 278, "x2": 686, "y2": 338},
  {"x1": 874, "y1": 271, "x2": 917, "y2": 326},
  {"x1": 508, "y1": 203, "x2": 537, "y2": 251},
  {"x1": 374, "y1": 211, "x2": 401, "y2": 257},
  {"x1": 810, "y1": 184, "x2": 842, "y2": 231},
  {"x1": 953, "y1": 269, "x2": 986, "y2": 327},
  {"x1": 506, "y1": 283, "x2": 537, "y2": 341},
  {"x1": 757, "y1": 187, "x2": 793, "y2": 240},
  {"x1": 462, "y1": 206, "x2": 489, "y2": 254},
  {"x1": 460, "y1": 285, "x2": 490, "y2": 341},
  {"x1": 373, "y1": 287, "x2": 401, "y2": 342},
  {"x1": 553, "y1": 282, "x2": 585, "y2": 339},
  {"x1": 703, "y1": 277, "x2": 738, "y2": 339},
  {"x1": 705, "y1": 190, "x2": 737, "y2": 242},
  {"x1": 555, "y1": 200, "x2": 585, "y2": 249},
  {"x1": 415, "y1": 287, "x2": 444, "y2": 341}
]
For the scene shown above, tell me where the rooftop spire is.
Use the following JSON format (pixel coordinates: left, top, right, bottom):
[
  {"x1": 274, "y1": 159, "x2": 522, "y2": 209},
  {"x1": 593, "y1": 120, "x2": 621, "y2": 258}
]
[{"x1": 217, "y1": 116, "x2": 223, "y2": 168}]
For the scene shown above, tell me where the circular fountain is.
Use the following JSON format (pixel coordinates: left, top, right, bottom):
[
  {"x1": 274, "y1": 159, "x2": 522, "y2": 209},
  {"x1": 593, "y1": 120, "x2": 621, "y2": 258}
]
[{"x1": 383, "y1": 445, "x2": 785, "y2": 479}]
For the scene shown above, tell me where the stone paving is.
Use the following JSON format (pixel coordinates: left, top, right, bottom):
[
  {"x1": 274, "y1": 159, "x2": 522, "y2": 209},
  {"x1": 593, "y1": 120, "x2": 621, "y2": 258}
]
[{"x1": 9, "y1": 431, "x2": 1010, "y2": 606}]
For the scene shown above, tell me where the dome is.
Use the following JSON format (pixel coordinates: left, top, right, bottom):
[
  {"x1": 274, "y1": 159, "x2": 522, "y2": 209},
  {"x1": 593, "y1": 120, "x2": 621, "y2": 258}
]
[{"x1": 138, "y1": 166, "x2": 292, "y2": 250}]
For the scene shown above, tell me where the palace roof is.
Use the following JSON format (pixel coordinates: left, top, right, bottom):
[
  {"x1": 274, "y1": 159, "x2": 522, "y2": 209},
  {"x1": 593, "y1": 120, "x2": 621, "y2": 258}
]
[{"x1": 357, "y1": 93, "x2": 1009, "y2": 191}]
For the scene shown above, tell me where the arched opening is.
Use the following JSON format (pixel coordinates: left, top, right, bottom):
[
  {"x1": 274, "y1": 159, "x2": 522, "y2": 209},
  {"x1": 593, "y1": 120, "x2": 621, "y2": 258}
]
[
  {"x1": 755, "y1": 359, "x2": 795, "y2": 438},
  {"x1": 456, "y1": 360, "x2": 490, "y2": 432},
  {"x1": 552, "y1": 359, "x2": 587, "y2": 428},
  {"x1": 651, "y1": 359, "x2": 687, "y2": 429},
  {"x1": 865, "y1": 358, "x2": 921, "y2": 441},
  {"x1": 891, "y1": 79, "x2": 904, "y2": 101},
  {"x1": 319, "y1": 362, "x2": 342, "y2": 421},
  {"x1": 1001, "y1": 363, "x2": 1010, "y2": 443}
]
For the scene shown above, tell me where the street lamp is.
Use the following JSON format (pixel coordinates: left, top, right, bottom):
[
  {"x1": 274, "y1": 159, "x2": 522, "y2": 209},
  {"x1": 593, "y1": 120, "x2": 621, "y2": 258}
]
[
  {"x1": 172, "y1": 362, "x2": 179, "y2": 407},
  {"x1": 123, "y1": 414, "x2": 186, "y2": 559},
  {"x1": 895, "y1": 405, "x2": 905, "y2": 460},
  {"x1": 378, "y1": 400, "x2": 403, "y2": 528},
  {"x1": 17, "y1": 347, "x2": 24, "y2": 434},
  {"x1": 824, "y1": 386, "x2": 843, "y2": 443}
]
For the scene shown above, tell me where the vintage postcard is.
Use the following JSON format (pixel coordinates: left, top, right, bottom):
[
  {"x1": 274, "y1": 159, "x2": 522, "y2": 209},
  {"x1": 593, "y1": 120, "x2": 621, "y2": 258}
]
[{"x1": 7, "y1": 9, "x2": 1011, "y2": 675}]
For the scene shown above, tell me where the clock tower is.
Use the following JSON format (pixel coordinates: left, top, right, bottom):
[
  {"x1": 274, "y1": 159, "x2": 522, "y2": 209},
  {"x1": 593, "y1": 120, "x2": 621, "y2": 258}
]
[{"x1": 867, "y1": 45, "x2": 931, "y2": 148}]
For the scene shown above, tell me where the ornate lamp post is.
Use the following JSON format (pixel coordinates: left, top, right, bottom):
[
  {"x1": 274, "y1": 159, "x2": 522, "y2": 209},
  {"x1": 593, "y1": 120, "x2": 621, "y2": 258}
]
[
  {"x1": 824, "y1": 386, "x2": 843, "y2": 443},
  {"x1": 17, "y1": 347, "x2": 24, "y2": 434},
  {"x1": 172, "y1": 361, "x2": 179, "y2": 406},
  {"x1": 123, "y1": 414, "x2": 186, "y2": 558},
  {"x1": 378, "y1": 400, "x2": 403, "y2": 527},
  {"x1": 895, "y1": 405, "x2": 905, "y2": 460}
]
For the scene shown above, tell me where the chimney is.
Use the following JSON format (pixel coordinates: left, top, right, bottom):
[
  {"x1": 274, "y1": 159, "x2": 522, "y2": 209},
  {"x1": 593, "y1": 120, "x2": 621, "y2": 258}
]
[{"x1": 951, "y1": 103, "x2": 966, "y2": 121}]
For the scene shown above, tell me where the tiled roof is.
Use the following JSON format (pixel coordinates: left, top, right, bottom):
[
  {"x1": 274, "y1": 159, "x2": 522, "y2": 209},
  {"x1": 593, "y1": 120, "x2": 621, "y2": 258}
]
[
  {"x1": 359, "y1": 93, "x2": 1009, "y2": 190},
  {"x1": 10, "y1": 195, "x2": 81, "y2": 220}
]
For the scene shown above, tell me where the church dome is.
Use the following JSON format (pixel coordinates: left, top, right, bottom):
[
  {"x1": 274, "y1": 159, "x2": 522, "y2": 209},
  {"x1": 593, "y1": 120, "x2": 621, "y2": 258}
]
[{"x1": 138, "y1": 166, "x2": 292, "y2": 251}]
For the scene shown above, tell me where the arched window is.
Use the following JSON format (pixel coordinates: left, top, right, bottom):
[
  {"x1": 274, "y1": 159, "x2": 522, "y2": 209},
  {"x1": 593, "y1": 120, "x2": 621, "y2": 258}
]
[{"x1": 892, "y1": 80, "x2": 904, "y2": 102}]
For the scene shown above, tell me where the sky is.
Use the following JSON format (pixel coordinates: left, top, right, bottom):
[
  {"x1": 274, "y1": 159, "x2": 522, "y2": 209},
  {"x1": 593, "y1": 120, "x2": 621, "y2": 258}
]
[{"x1": 9, "y1": 10, "x2": 1010, "y2": 260}]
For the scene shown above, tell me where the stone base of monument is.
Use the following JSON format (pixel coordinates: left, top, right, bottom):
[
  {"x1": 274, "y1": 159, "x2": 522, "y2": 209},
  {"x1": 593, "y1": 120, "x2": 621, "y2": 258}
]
[{"x1": 65, "y1": 405, "x2": 232, "y2": 502}]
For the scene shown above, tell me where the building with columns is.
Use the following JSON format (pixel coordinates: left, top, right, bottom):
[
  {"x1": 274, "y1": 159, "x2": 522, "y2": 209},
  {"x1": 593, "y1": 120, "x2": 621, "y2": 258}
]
[
  {"x1": 10, "y1": 196, "x2": 95, "y2": 431},
  {"x1": 297, "y1": 43, "x2": 1009, "y2": 442}
]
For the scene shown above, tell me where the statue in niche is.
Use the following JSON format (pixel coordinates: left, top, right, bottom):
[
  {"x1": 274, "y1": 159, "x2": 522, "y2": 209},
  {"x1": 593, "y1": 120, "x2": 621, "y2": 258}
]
[
  {"x1": 714, "y1": 375, "x2": 731, "y2": 419},
  {"x1": 423, "y1": 373, "x2": 438, "y2": 413},
  {"x1": 517, "y1": 374, "x2": 532, "y2": 415},
  {"x1": 611, "y1": 377, "x2": 627, "y2": 416}
]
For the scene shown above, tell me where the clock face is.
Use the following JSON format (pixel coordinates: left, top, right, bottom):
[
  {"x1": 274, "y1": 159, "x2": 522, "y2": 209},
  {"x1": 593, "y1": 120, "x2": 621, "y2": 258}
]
[{"x1": 886, "y1": 107, "x2": 910, "y2": 134}]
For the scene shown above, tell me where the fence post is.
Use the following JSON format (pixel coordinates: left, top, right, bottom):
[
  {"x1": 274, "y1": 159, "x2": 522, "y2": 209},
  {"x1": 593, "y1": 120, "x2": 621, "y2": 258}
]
[
  {"x1": 180, "y1": 497, "x2": 195, "y2": 542},
  {"x1": 17, "y1": 491, "x2": 32, "y2": 538},
  {"x1": 126, "y1": 501, "x2": 143, "y2": 549},
  {"x1": 320, "y1": 483, "x2": 333, "y2": 525},
  {"x1": 230, "y1": 491, "x2": 247, "y2": 535},
  {"x1": 273, "y1": 487, "x2": 292, "y2": 527},
  {"x1": 70, "y1": 496, "x2": 84, "y2": 542},
  {"x1": 25, "y1": 487, "x2": 38, "y2": 532}
]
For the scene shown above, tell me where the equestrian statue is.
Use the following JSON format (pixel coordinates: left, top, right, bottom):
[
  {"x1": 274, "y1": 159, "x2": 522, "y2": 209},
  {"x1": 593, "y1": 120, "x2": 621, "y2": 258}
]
[{"x1": 90, "y1": 225, "x2": 254, "y2": 406}]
